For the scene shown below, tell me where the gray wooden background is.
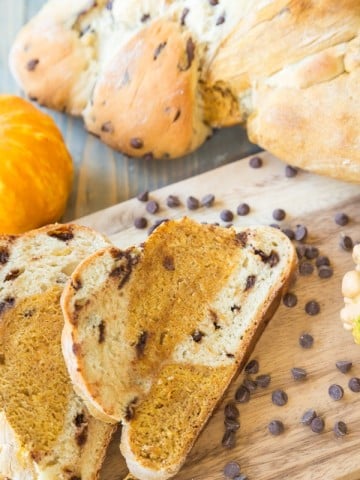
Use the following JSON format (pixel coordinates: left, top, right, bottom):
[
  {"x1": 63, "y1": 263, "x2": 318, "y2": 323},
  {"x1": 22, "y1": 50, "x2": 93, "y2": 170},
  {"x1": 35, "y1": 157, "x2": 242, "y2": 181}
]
[{"x1": 0, "y1": 0, "x2": 259, "y2": 221}]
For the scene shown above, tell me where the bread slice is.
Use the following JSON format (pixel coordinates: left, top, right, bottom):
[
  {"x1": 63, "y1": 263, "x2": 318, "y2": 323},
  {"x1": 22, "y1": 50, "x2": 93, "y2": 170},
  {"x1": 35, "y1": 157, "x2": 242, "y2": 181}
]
[
  {"x1": 0, "y1": 223, "x2": 115, "y2": 480},
  {"x1": 61, "y1": 217, "x2": 297, "y2": 479}
]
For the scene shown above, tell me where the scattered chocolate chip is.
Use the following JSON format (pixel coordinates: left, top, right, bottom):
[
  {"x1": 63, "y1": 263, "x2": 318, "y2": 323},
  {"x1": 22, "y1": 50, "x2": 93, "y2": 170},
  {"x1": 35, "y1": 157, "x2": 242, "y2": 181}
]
[
  {"x1": 285, "y1": 165, "x2": 298, "y2": 177},
  {"x1": 222, "y1": 429, "x2": 236, "y2": 449},
  {"x1": 237, "y1": 203, "x2": 250, "y2": 216},
  {"x1": 201, "y1": 193, "x2": 215, "y2": 207},
  {"x1": 134, "y1": 217, "x2": 147, "y2": 229},
  {"x1": 296, "y1": 245, "x2": 307, "y2": 259},
  {"x1": 166, "y1": 195, "x2": 180, "y2": 208},
  {"x1": 310, "y1": 416, "x2": 325, "y2": 433},
  {"x1": 348, "y1": 377, "x2": 360, "y2": 392},
  {"x1": 340, "y1": 235, "x2": 353, "y2": 252},
  {"x1": 336, "y1": 360, "x2": 352, "y2": 374},
  {"x1": 220, "y1": 209, "x2": 234, "y2": 222},
  {"x1": 185, "y1": 37, "x2": 195, "y2": 69},
  {"x1": 315, "y1": 255, "x2": 330, "y2": 267},
  {"x1": 216, "y1": 14, "x2": 226, "y2": 25},
  {"x1": 4, "y1": 269, "x2": 21, "y2": 281},
  {"x1": 209, "y1": 0, "x2": 219, "y2": 4},
  {"x1": 180, "y1": 7, "x2": 189, "y2": 26},
  {"x1": 0, "y1": 297, "x2": 15, "y2": 315},
  {"x1": 282, "y1": 228, "x2": 295, "y2": 240},
  {"x1": 245, "y1": 359, "x2": 259, "y2": 374},
  {"x1": 318, "y1": 265, "x2": 333, "y2": 279},
  {"x1": 143, "y1": 152, "x2": 154, "y2": 161},
  {"x1": 299, "y1": 262, "x2": 314, "y2": 276},
  {"x1": 255, "y1": 374, "x2": 271, "y2": 388},
  {"x1": 101, "y1": 121, "x2": 114, "y2": 133},
  {"x1": 305, "y1": 300, "x2": 320, "y2": 316},
  {"x1": 141, "y1": 13, "x2": 150, "y2": 22},
  {"x1": 294, "y1": 225, "x2": 308, "y2": 242},
  {"x1": 230, "y1": 304, "x2": 241, "y2": 312},
  {"x1": 137, "y1": 191, "x2": 149, "y2": 202},
  {"x1": 334, "y1": 420, "x2": 347, "y2": 437},
  {"x1": 224, "y1": 402, "x2": 239, "y2": 420},
  {"x1": 328, "y1": 384, "x2": 344, "y2": 401},
  {"x1": 186, "y1": 196, "x2": 200, "y2": 210},
  {"x1": 0, "y1": 247, "x2": 9, "y2": 265},
  {"x1": 249, "y1": 156, "x2": 263, "y2": 168},
  {"x1": 98, "y1": 320, "x2": 106, "y2": 344},
  {"x1": 106, "y1": 0, "x2": 113, "y2": 9},
  {"x1": 304, "y1": 246, "x2": 319, "y2": 259},
  {"x1": 245, "y1": 275, "x2": 256, "y2": 291},
  {"x1": 163, "y1": 255, "x2": 175, "y2": 271},
  {"x1": 301, "y1": 409, "x2": 317, "y2": 425},
  {"x1": 335, "y1": 212, "x2": 349, "y2": 226},
  {"x1": 235, "y1": 231, "x2": 248, "y2": 247},
  {"x1": 148, "y1": 219, "x2": 168, "y2": 235},
  {"x1": 268, "y1": 420, "x2": 284, "y2": 436},
  {"x1": 153, "y1": 42, "x2": 167, "y2": 60},
  {"x1": 243, "y1": 378, "x2": 257, "y2": 392},
  {"x1": 268, "y1": 251, "x2": 280, "y2": 267},
  {"x1": 192, "y1": 330, "x2": 204, "y2": 342},
  {"x1": 291, "y1": 367, "x2": 307, "y2": 381},
  {"x1": 299, "y1": 333, "x2": 314, "y2": 349},
  {"x1": 135, "y1": 331, "x2": 148, "y2": 357},
  {"x1": 224, "y1": 417, "x2": 240, "y2": 431},
  {"x1": 224, "y1": 461, "x2": 240, "y2": 478},
  {"x1": 272, "y1": 208, "x2": 286, "y2": 221},
  {"x1": 270, "y1": 223, "x2": 280, "y2": 229},
  {"x1": 146, "y1": 200, "x2": 159, "y2": 214},
  {"x1": 75, "y1": 424, "x2": 88, "y2": 446},
  {"x1": 283, "y1": 292, "x2": 297, "y2": 308},
  {"x1": 130, "y1": 137, "x2": 144, "y2": 149},
  {"x1": 47, "y1": 229, "x2": 74, "y2": 242},
  {"x1": 235, "y1": 385, "x2": 250, "y2": 403},
  {"x1": 26, "y1": 58, "x2": 39, "y2": 71},
  {"x1": 272, "y1": 389, "x2": 288, "y2": 406}
]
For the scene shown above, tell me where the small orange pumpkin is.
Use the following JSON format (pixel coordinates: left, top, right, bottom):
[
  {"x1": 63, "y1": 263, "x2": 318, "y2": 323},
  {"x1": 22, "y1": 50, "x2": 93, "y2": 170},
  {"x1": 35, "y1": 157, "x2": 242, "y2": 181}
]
[{"x1": 0, "y1": 95, "x2": 73, "y2": 234}]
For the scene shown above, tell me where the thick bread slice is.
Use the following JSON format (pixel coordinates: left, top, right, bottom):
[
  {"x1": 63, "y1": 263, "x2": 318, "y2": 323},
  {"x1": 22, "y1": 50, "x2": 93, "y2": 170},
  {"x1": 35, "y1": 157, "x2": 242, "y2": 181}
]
[
  {"x1": 61, "y1": 217, "x2": 297, "y2": 479},
  {"x1": 0, "y1": 224, "x2": 115, "y2": 480}
]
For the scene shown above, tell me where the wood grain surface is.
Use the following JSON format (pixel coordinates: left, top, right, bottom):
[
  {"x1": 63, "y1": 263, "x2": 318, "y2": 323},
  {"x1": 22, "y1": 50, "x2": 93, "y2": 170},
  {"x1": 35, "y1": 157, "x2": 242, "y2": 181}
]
[
  {"x1": 0, "y1": 0, "x2": 259, "y2": 221},
  {"x1": 75, "y1": 152, "x2": 360, "y2": 480}
]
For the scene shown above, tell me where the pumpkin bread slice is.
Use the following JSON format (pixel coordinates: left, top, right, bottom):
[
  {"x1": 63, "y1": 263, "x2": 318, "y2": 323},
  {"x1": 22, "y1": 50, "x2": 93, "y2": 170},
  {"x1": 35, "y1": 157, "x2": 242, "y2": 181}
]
[
  {"x1": 0, "y1": 224, "x2": 115, "y2": 480},
  {"x1": 61, "y1": 217, "x2": 297, "y2": 479}
]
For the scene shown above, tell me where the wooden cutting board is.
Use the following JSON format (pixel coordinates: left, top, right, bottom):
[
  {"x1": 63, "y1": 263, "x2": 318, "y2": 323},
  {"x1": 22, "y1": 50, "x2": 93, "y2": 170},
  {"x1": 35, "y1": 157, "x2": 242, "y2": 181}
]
[{"x1": 76, "y1": 152, "x2": 360, "y2": 480}]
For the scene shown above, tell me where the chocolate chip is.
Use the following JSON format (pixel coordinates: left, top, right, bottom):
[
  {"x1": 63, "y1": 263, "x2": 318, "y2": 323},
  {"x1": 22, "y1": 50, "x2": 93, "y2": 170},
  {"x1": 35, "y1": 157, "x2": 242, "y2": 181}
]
[
  {"x1": 296, "y1": 245, "x2": 307, "y2": 259},
  {"x1": 310, "y1": 416, "x2": 325, "y2": 433},
  {"x1": 153, "y1": 42, "x2": 167, "y2": 60},
  {"x1": 130, "y1": 137, "x2": 143, "y2": 149},
  {"x1": 4, "y1": 269, "x2": 21, "y2": 281},
  {"x1": 101, "y1": 121, "x2": 114, "y2": 133},
  {"x1": 244, "y1": 359, "x2": 259, "y2": 374},
  {"x1": 334, "y1": 420, "x2": 347, "y2": 437},
  {"x1": 299, "y1": 262, "x2": 314, "y2": 276},
  {"x1": 348, "y1": 377, "x2": 360, "y2": 392},
  {"x1": 268, "y1": 251, "x2": 280, "y2": 267},
  {"x1": 224, "y1": 461, "x2": 240, "y2": 478},
  {"x1": 125, "y1": 398, "x2": 138, "y2": 421},
  {"x1": 137, "y1": 191, "x2": 149, "y2": 202},
  {"x1": 209, "y1": 0, "x2": 219, "y2": 4},
  {"x1": 315, "y1": 255, "x2": 330, "y2": 267},
  {"x1": 243, "y1": 378, "x2": 257, "y2": 392},
  {"x1": 272, "y1": 389, "x2": 288, "y2": 406},
  {"x1": 336, "y1": 360, "x2": 352, "y2": 373},
  {"x1": 143, "y1": 152, "x2": 154, "y2": 161},
  {"x1": 135, "y1": 331, "x2": 148, "y2": 357},
  {"x1": 47, "y1": 229, "x2": 74, "y2": 242},
  {"x1": 272, "y1": 209, "x2": 286, "y2": 221},
  {"x1": 224, "y1": 402, "x2": 239, "y2": 420},
  {"x1": 235, "y1": 385, "x2": 250, "y2": 403},
  {"x1": 235, "y1": 231, "x2": 248, "y2": 247},
  {"x1": 335, "y1": 212, "x2": 349, "y2": 226},
  {"x1": 294, "y1": 225, "x2": 308, "y2": 242},
  {"x1": 141, "y1": 13, "x2": 150, "y2": 22},
  {"x1": 222, "y1": 429, "x2": 236, "y2": 449},
  {"x1": 216, "y1": 14, "x2": 226, "y2": 25},
  {"x1": 0, "y1": 247, "x2": 9, "y2": 264},
  {"x1": 299, "y1": 333, "x2": 314, "y2": 349},
  {"x1": 305, "y1": 246, "x2": 319, "y2": 259},
  {"x1": 180, "y1": 7, "x2": 189, "y2": 25},
  {"x1": 318, "y1": 265, "x2": 333, "y2": 279},
  {"x1": 255, "y1": 374, "x2": 271, "y2": 388},
  {"x1": 285, "y1": 165, "x2": 298, "y2": 177},
  {"x1": 148, "y1": 218, "x2": 168, "y2": 235},
  {"x1": 230, "y1": 304, "x2": 241, "y2": 312},
  {"x1": 186, "y1": 196, "x2": 199, "y2": 210},
  {"x1": 237, "y1": 203, "x2": 250, "y2": 216},
  {"x1": 224, "y1": 417, "x2": 240, "y2": 431},
  {"x1": 75, "y1": 424, "x2": 88, "y2": 446},
  {"x1": 146, "y1": 200, "x2": 159, "y2": 214},
  {"x1": 220, "y1": 209, "x2": 234, "y2": 222},
  {"x1": 106, "y1": 0, "x2": 113, "y2": 10},
  {"x1": 134, "y1": 217, "x2": 147, "y2": 229},
  {"x1": 185, "y1": 37, "x2": 195, "y2": 69},
  {"x1": 244, "y1": 275, "x2": 256, "y2": 291},
  {"x1": 270, "y1": 223, "x2": 280, "y2": 229},
  {"x1": 328, "y1": 384, "x2": 344, "y2": 401},
  {"x1": 0, "y1": 297, "x2": 15, "y2": 315},
  {"x1": 249, "y1": 156, "x2": 262, "y2": 168},
  {"x1": 283, "y1": 292, "x2": 297, "y2": 308},
  {"x1": 26, "y1": 58, "x2": 39, "y2": 71},
  {"x1": 268, "y1": 420, "x2": 284, "y2": 436},
  {"x1": 201, "y1": 193, "x2": 215, "y2": 207},
  {"x1": 301, "y1": 409, "x2": 317, "y2": 425},
  {"x1": 340, "y1": 235, "x2": 353, "y2": 252},
  {"x1": 163, "y1": 256, "x2": 175, "y2": 271},
  {"x1": 98, "y1": 320, "x2": 106, "y2": 343},
  {"x1": 166, "y1": 195, "x2": 180, "y2": 208},
  {"x1": 305, "y1": 300, "x2": 320, "y2": 316},
  {"x1": 191, "y1": 330, "x2": 204, "y2": 342},
  {"x1": 291, "y1": 367, "x2": 307, "y2": 381},
  {"x1": 282, "y1": 228, "x2": 295, "y2": 240}
]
